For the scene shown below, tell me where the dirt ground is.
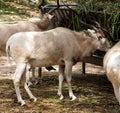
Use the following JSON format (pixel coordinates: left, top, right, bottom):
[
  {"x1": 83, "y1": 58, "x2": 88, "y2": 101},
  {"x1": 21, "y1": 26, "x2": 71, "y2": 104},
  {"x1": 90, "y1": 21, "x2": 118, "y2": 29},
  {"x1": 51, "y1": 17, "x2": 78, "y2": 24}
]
[{"x1": 0, "y1": 56, "x2": 120, "y2": 113}]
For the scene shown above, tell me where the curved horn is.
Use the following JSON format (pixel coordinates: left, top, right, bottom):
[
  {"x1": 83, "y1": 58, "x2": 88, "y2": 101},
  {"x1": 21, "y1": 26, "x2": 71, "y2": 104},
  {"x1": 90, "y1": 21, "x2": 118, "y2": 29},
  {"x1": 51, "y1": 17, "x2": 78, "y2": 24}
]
[
  {"x1": 90, "y1": 20, "x2": 102, "y2": 28},
  {"x1": 47, "y1": 7, "x2": 58, "y2": 14},
  {"x1": 91, "y1": 20, "x2": 117, "y2": 42}
]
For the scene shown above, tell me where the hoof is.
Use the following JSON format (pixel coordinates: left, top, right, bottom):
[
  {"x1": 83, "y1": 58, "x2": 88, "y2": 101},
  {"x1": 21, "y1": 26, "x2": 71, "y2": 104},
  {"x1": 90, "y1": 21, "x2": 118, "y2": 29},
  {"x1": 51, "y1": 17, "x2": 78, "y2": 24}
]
[
  {"x1": 20, "y1": 101, "x2": 26, "y2": 106},
  {"x1": 57, "y1": 92, "x2": 64, "y2": 100},
  {"x1": 60, "y1": 95, "x2": 64, "y2": 100},
  {"x1": 30, "y1": 97, "x2": 37, "y2": 102},
  {"x1": 18, "y1": 99, "x2": 26, "y2": 106},
  {"x1": 27, "y1": 82, "x2": 33, "y2": 87},
  {"x1": 71, "y1": 96, "x2": 77, "y2": 101}
]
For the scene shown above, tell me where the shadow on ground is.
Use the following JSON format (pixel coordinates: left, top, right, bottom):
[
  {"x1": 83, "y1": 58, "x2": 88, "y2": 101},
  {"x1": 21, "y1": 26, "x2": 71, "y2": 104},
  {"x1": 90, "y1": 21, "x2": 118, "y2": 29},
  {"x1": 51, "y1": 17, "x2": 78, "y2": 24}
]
[{"x1": 0, "y1": 72, "x2": 119, "y2": 113}]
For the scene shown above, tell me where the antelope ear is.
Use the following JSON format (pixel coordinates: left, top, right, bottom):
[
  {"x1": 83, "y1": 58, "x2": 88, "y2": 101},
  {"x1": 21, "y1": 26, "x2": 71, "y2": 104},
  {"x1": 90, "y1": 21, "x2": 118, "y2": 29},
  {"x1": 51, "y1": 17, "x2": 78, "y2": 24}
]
[
  {"x1": 46, "y1": 13, "x2": 54, "y2": 19},
  {"x1": 87, "y1": 29, "x2": 95, "y2": 33}
]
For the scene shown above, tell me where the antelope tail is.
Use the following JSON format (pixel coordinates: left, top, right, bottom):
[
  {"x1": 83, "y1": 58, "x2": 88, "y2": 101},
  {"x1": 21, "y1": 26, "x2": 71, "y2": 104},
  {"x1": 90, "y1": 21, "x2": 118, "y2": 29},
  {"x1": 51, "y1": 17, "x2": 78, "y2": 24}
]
[{"x1": 6, "y1": 45, "x2": 11, "y2": 64}]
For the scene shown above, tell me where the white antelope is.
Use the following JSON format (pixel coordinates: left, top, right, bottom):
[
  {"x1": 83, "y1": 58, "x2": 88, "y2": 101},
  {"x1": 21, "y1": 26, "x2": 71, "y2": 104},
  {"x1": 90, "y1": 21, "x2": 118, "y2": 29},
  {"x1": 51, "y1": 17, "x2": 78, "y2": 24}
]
[
  {"x1": 0, "y1": 12, "x2": 55, "y2": 85},
  {"x1": 0, "y1": 13, "x2": 53, "y2": 56},
  {"x1": 6, "y1": 27, "x2": 110, "y2": 106},
  {"x1": 104, "y1": 41, "x2": 120, "y2": 105}
]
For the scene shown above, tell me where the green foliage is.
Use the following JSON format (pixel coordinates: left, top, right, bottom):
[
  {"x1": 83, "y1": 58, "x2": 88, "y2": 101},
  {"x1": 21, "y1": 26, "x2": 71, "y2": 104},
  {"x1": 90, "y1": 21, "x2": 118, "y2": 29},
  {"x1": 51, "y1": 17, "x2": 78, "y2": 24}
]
[{"x1": 70, "y1": 0, "x2": 120, "y2": 44}]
